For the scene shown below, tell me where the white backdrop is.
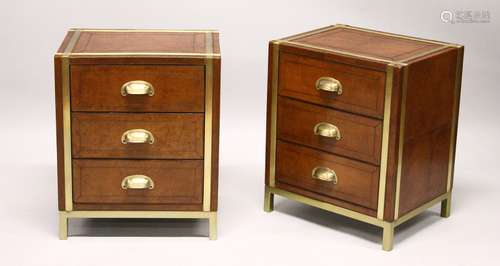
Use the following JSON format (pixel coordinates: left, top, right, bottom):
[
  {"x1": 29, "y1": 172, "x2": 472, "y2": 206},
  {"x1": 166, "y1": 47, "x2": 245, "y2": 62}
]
[{"x1": 1, "y1": 0, "x2": 499, "y2": 265}]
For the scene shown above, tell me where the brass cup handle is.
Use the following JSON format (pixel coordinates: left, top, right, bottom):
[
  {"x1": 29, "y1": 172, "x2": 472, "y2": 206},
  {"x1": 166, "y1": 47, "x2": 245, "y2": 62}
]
[
  {"x1": 121, "y1": 175, "x2": 155, "y2": 190},
  {"x1": 314, "y1": 122, "x2": 341, "y2": 140},
  {"x1": 121, "y1": 80, "x2": 155, "y2": 96},
  {"x1": 121, "y1": 129, "x2": 155, "y2": 144},
  {"x1": 312, "y1": 167, "x2": 338, "y2": 184},
  {"x1": 315, "y1": 77, "x2": 343, "y2": 95}
]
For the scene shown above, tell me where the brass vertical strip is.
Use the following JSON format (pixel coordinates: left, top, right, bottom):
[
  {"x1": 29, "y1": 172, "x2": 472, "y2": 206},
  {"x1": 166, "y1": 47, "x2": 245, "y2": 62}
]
[
  {"x1": 62, "y1": 30, "x2": 80, "y2": 211},
  {"x1": 393, "y1": 67, "x2": 410, "y2": 219},
  {"x1": 376, "y1": 65, "x2": 394, "y2": 219},
  {"x1": 447, "y1": 47, "x2": 464, "y2": 192},
  {"x1": 203, "y1": 32, "x2": 214, "y2": 211},
  {"x1": 269, "y1": 41, "x2": 280, "y2": 187}
]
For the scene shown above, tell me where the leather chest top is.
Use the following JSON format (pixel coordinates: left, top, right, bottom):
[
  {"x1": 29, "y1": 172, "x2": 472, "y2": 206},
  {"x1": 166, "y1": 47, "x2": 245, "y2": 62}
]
[
  {"x1": 55, "y1": 29, "x2": 221, "y2": 212},
  {"x1": 267, "y1": 24, "x2": 462, "y2": 219},
  {"x1": 57, "y1": 30, "x2": 220, "y2": 55}
]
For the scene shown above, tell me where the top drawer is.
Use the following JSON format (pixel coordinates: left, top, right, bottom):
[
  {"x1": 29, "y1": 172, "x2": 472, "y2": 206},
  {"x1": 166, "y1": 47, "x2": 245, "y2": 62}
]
[
  {"x1": 71, "y1": 65, "x2": 205, "y2": 112},
  {"x1": 278, "y1": 52, "x2": 386, "y2": 118}
]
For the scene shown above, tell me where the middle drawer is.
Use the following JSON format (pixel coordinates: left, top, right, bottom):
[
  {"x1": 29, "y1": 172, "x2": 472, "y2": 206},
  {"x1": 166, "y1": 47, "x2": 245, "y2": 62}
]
[
  {"x1": 278, "y1": 97, "x2": 382, "y2": 165},
  {"x1": 72, "y1": 113, "x2": 204, "y2": 159}
]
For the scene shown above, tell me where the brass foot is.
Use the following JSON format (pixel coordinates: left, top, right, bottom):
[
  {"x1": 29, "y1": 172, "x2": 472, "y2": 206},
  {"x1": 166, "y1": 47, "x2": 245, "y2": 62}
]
[
  {"x1": 59, "y1": 212, "x2": 68, "y2": 240},
  {"x1": 264, "y1": 186, "x2": 274, "y2": 212},
  {"x1": 208, "y1": 212, "x2": 217, "y2": 240},
  {"x1": 441, "y1": 196, "x2": 451, "y2": 218},
  {"x1": 382, "y1": 223, "x2": 394, "y2": 251}
]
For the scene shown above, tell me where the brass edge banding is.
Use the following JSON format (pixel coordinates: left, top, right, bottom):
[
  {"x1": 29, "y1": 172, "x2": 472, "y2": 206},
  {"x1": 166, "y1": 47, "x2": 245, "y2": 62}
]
[
  {"x1": 62, "y1": 30, "x2": 81, "y2": 211},
  {"x1": 60, "y1": 211, "x2": 216, "y2": 219},
  {"x1": 283, "y1": 41, "x2": 398, "y2": 65},
  {"x1": 269, "y1": 41, "x2": 280, "y2": 187},
  {"x1": 269, "y1": 186, "x2": 387, "y2": 227},
  {"x1": 280, "y1": 25, "x2": 338, "y2": 41},
  {"x1": 447, "y1": 47, "x2": 464, "y2": 192},
  {"x1": 340, "y1": 24, "x2": 461, "y2": 47},
  {"x1": 377, "y1": 65, "x2": 394, "y2": 219},
  {"x1": 71, "y1": 28, "x2": 218, "y2": 33},
  {"x1": 58, "y1": 52, "x2": 221, "y2": 58},
  {"x1": 203, "y1": 32, "x2": 214, "y2": 212},
  {"x1": 401, "y1": 45, "x2": 451, "y2": 63},
  {"x1": 393, "y1": 66, "x2": 410, "y2": 219}
]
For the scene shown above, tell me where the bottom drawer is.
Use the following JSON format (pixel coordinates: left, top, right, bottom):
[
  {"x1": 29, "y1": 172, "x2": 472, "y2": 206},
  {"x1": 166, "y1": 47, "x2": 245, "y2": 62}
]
[
  {"x1": 73, "y1": 159, "x2": 203, "y2": 205},
  {"x1": 276, "y1": 141, "x2": 379, "y2": 210}
]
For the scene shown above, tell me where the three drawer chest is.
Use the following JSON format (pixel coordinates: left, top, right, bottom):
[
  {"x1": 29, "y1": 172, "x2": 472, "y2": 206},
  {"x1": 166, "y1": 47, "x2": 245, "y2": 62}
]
[
  {"x1": 264, "y1": 24, "x2": 463, "y2": 250},
  {"x1": 55, "y1": 29, "x2": 220, "y2": 239}
]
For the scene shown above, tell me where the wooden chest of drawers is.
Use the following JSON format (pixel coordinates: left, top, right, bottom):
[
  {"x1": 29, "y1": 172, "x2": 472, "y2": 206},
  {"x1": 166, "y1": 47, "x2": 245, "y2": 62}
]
[
  {"x1": 55, "y1": 29, "x2": 220, "y2": 239},
  {"x1": 264, "y1": 24, "x2": 463, "y2": 251}
]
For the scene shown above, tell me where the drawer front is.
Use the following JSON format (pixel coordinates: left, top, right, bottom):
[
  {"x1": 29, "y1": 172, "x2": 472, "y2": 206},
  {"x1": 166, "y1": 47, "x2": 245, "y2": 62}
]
[
  {"x1": 278, "y1": 52, "x2": 386, "y2": 118},
  {"x1": 73, "y1": 159, "x2": 203, "y2": 205},
  {"x1": 72, "y1": 113, "x2": 204, "y2": 159},
  {"x1": 278, "y1": 97, "x2": 382, "y2": 164},
  {"x1": 276, "y1": 141, "x2": 379, "y2": 210},
  {"x1": 71, "y1": 65, "x2": 205, "y2": 112}
]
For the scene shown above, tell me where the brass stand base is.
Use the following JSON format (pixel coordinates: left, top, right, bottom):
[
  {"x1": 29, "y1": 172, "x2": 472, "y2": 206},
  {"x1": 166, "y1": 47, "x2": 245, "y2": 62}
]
[
  {"x1": 264, "y1": 185, "x2": 452, "y2": 251},
  {"x1": 59, "y1": 211, "x2": 217, "y2": 240}
]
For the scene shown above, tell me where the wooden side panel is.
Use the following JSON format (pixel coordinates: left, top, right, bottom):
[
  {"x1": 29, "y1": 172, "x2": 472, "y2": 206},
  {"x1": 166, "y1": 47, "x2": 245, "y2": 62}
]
[{"x1": 398, "y1": 48, "x2": 459, "y2": 216}]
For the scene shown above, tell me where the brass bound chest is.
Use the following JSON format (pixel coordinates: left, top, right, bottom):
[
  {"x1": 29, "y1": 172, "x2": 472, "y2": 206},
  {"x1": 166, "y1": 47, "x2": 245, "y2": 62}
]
[
  {"x1": 264, "y1": 24, "x2": 463, "y2": 251},
  {"x1": 55, "y1": 29, "x2": 220, "y2": 239}
]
